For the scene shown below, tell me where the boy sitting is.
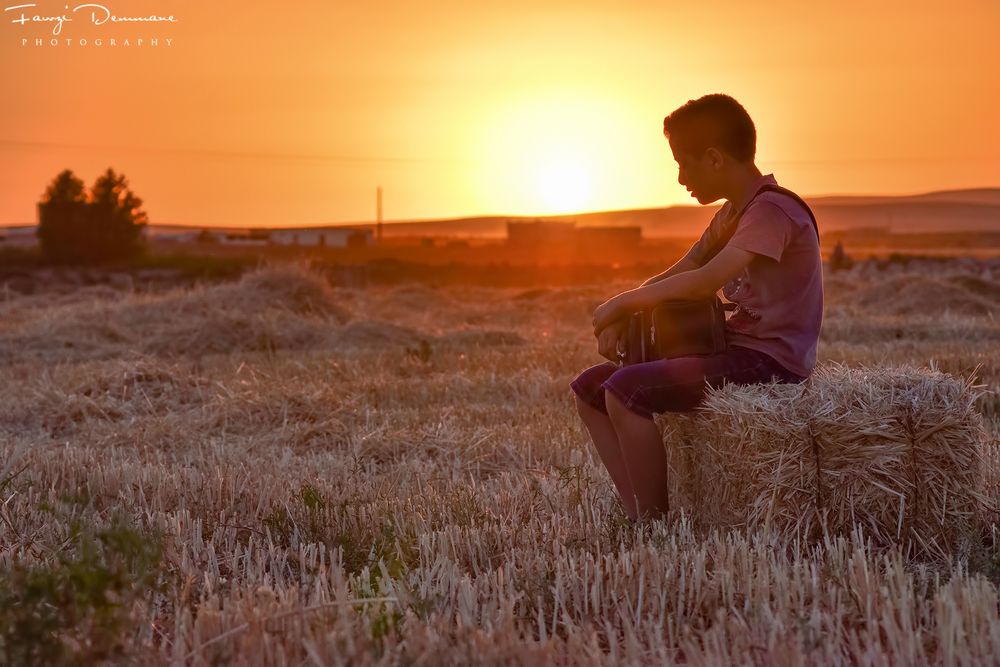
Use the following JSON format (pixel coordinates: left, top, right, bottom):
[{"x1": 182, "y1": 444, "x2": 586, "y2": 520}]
[{"x1": 569, "y1": 93, "x2": 824, "y2": 523}]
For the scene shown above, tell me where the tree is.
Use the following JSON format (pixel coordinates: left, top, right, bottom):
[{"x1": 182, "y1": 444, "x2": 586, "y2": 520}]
[
  {"x1": 36, "y1": 167, "x2": 148, "y2": 264},
  {"x1": 84, "y1": 168, "x2": 148, "y2": 262},
  {"x1": 829, "y1": 240, "x2": 854, "y2": 272},
  {"x1": 35, "y1": 169, "x2": 89, "y2": 263}
]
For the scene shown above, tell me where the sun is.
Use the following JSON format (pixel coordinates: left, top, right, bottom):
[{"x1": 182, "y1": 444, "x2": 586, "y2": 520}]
[
  {"x1": 538, "y1": 157, "x2": 590, "y2": 214},
  {"x1": 475, "y1": 91, "x2": 632, "y2": 216}
]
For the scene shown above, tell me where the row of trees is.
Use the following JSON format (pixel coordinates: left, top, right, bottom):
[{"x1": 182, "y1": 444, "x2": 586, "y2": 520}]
[{"x1": 36, "y1": 168, "x2": 148, "y2": 264}]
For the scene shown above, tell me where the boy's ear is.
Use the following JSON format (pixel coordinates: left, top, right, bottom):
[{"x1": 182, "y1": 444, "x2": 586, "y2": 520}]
[{"x1": 704, "y1": 147, "x2": 725, "y2": 170}]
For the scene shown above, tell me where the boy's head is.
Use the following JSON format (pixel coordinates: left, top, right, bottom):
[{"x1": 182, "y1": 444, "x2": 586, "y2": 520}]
[{"x1": 663, "y1": 94, "x2": 757, "y2": 204}]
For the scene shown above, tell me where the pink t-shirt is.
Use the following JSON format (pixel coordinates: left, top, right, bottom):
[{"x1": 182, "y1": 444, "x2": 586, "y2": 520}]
[{"x1": 688, "y1": 174, "x2": 824, "y2": 378}]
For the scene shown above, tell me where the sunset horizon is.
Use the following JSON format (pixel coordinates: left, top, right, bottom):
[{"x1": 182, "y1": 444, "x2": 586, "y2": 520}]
[
  {"x1": 2, "y1": 175, "x2": 999, "y2": 230},
  {"x1": 2, "y1": 0, "x2": 998, "y2": 227}
]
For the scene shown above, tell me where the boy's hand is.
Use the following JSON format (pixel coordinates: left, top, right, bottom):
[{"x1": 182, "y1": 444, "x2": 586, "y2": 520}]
[
  {"x1": 597, "y1": 319, "x2": 627, "y2": 362},
  {"x1": 592, "y1": 289, "x2": 643, "y2": 336}
]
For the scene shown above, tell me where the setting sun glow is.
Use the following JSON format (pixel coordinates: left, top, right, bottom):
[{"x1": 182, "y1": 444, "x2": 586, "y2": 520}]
[
  {"x1": 475, "y1": 92, "x2": 637, "y2": 217},
  {"x1": 0, "y1": 1, "x2": 998, "y2": 226},
  {"x1": 538, "y1": 157, "x2": 591, "y2": 214}
]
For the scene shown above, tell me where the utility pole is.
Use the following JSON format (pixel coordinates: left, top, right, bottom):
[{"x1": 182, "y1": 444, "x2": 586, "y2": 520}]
[{"x1": 376, "y1": 186, "x2": 383, "y2": 245}]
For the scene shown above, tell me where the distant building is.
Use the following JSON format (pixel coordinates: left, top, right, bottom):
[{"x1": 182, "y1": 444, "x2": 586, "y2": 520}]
[
  {"x1": 506, "y1": 220, "x2": 577, "y2": 245},
  {"x1": 576, "y1": 225, "x2": 642, "y2": 246},
  {"x1": 222, "y1": 229, "x2": 270, "y2": 246},
  {"x1": 269, "y1": 227, "x2": 373, "y2": 247},
  {"x1": 0, "y1": 225, "x2": 38, "y2": 246},
  {"x1": 147, "y1": 225, "x2": 375, "y2": 247},
  {"x1": 505, "y1": 219, "x2": 642, "y2": 246},
  {"x1": 165, "y1": 231, "x2": 204, "y2": 243}
]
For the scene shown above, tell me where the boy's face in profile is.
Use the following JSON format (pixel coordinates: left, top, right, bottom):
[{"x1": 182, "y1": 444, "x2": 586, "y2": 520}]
[{"x1": 668, "y1": 135, "x2": 724, "y2": 205}]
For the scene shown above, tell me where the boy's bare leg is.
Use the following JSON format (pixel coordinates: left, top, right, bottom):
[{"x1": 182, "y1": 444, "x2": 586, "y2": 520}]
[
  {"x1": 605, "y1": 391, "x2": 669, "y2": 521},
  {"x1": 574, "y1": 395, "x2": 638, "y2": 521}
]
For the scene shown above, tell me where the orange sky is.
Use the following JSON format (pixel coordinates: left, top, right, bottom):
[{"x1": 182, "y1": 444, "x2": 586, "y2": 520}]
[{"x1": 1, "y1": 0, "x2": 998, "y2": 228}]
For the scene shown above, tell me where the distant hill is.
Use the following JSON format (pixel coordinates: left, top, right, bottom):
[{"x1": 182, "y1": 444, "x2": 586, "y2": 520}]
[
  {"x1": 356, "y1": 187, "x2": 1000, "y2": 238},
  {"x1": 5, "y1": 187, "x2": 1000, "y2": 239},
  {"x1": 801, "y1": 188, "x2": 1000, "y2": 208}
]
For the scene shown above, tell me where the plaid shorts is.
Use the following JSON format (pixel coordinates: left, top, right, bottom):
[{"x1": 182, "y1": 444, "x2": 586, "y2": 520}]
[{"x1": 569, "y1": 345, "x2": 806, "y2": 420}]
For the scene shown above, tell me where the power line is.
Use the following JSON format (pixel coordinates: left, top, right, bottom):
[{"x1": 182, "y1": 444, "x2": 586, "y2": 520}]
[
  {"x1": 765, "y1": 155, "x2": 1000, "y2": 165},
  {"x1": 0, "y1": 138, "x2": 477, "y2": 165},
  {"x1": 2, "y1": 138, "x2": 997, "y2": 167}
]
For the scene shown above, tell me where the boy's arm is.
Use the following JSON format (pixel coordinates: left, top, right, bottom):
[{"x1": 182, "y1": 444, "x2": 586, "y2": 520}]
[
  {"x1": 641, "y1": 213, "x2": 722, "y2": 287},
  {"x1": 599, "y1": 252, "x2": 699, "y2": 337},
  {"x1": 600, "y1": 225, "x2": 711, "y2": 334},
  {"x1": 639, "y1": 252, "x2": 700, "y2": 287}
]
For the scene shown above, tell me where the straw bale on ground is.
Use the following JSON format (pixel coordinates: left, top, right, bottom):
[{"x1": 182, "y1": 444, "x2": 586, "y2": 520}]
[
  {"x1": 851, "y1": 275, "x2": 998, "y2": 316},
  {"x1": 654, "y1": 362, "x2": 993, "y2": 559},
  {"x1": 945, "y1": 274, "x2": 1000, "y2": 302},
  {"x1": 0, "y1": 263, "x2": 351, "y2": 362},
  {"x1": 3, "y1": 358, "x2": 213, "y2": 436}
]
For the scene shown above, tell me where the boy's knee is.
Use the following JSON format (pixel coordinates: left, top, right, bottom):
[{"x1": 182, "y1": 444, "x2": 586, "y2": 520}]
[
  {"x1": 606, "y1": 388, "x2": 654, "y2": 422},
  {"x1": 605, "y1": 389, "x2": 626, "y2": 417},
  {"x1": 575, "y1": 392, "x2": 609, "y2": 419}
]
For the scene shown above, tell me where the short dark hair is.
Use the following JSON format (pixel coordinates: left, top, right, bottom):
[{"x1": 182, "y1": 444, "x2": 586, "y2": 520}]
[{"x1": 663, "y1": 94, "x2": 756, "y2": 163}]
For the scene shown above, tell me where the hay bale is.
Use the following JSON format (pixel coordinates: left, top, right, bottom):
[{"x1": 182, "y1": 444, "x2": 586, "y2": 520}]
[
  {"x1": 0, "y1": 263, "x2": 352, "y2": 363},
  {"x1": 4, "y1": 357, "x2": 213, "y2": 436},
  {"x1": 944, "y1": 274, "x2": 1000, "y2": 303},
  {"x1": 852, "y1": 275, "x2": 997, "y2": 317},
  {"x1": 209, "y1": 263, "x2": 350, "y2": 320},
  {"x1": 821, "y1": 275, "x2": 862, "y2": 308},
  {"x1": 653, "y1": 362, "x2": 992, "y2": 559}
]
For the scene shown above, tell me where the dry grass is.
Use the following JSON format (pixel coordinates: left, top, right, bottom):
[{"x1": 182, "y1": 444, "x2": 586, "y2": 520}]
[{"x1": 0, "y1": 259, "x2": 998, "y2": 665}]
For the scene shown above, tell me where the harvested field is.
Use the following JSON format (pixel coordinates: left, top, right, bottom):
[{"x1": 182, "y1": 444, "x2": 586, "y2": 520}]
[{"x1": 0, "y1": 258, "x2": 998, "y2": 665}]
